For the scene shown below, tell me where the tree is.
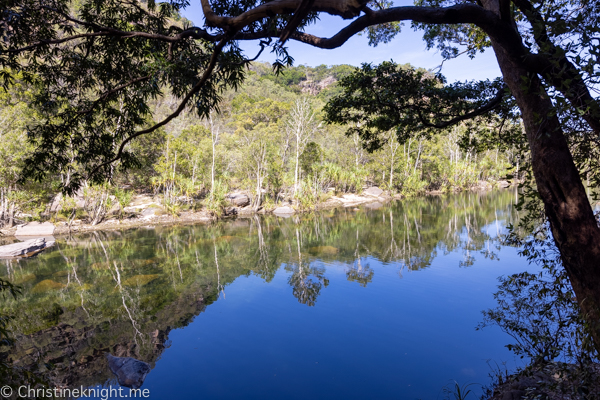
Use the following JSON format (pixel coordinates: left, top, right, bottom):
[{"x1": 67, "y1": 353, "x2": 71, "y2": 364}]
[
  {"x1": 286, "y1": 97, "x2": 319, "y2": 198},
  {"x1": 3, "y1": 0, "x2": 600, "y2": 351}
]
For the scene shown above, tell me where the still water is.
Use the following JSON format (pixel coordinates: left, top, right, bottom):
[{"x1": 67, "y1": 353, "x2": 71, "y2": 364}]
[{"x1": 1, "y1": 189, "x2": 536, "y2": 399}]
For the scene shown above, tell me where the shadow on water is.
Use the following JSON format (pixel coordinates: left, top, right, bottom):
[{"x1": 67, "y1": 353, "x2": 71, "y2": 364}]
[{"x1": 0, "y1": 189, "x2": 521, "y2": 394}]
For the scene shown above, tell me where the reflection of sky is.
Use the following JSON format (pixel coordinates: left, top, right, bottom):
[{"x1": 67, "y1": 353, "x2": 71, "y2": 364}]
[
  {"x1": 181, "y1": 1, "x2": 501, "y2": 83},
  {"x1": 138, "y1": 241, "x2": 533, "y2": 400}
]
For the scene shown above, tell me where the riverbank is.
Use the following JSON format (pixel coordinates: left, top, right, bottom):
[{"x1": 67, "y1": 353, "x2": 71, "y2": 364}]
[
  {"x1": 0, "y1": 182, "x2": 513, "y2": 240},
  {"x1": 487, "y1": 362, "x2": 600, "y2": 399}
]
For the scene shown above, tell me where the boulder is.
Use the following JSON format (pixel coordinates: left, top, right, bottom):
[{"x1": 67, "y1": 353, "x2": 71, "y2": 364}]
[
  {"x1": 31, "y1": 279, "x2": 65, "y2": 293},
  {"x1": 0, "y1": 238, "x2": 55, "y2": 259},
  {"x1": 15, "y1": 221, "x2": 55, "y2": 237},
  {"x1": 71, "y1": 187, "x2": 86, "y2": 209},
  {"x1": 228, "y1": 193, "x2": 250, "y2": 207},
  {"x1": 363, "y1": 187, "x2": 384, "y2": 197},
  {"x1": 107, "y1": 354, "x2": 151, "y2": 389},
  {"x1": 223, "y1": 207, "x2": 238, "y2": 216},
  {"x1": 498, "y1": 180, "x2": 511, "y2": 188},
  {"x1": 273, "y1": 206, "x2": 295, "y2": 216},
  {"x1": 49, "y1": 193, "x2": 63, "y2": 213},
  {"x1": 237, "y1": 206, "x2": 255, "y2": 216}
]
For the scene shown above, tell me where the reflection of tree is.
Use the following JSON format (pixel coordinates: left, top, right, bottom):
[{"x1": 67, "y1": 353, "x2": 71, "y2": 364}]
[
  {"x1": 286, "y1": 228, "x2": 328, "y2": 306},
  {"x1": 253, "y1": 215, "x2": 270, "y2": 274},
  {"x1": 214, "y1": 240, "x2": 225, "y2": 300},
  {"x1": 288, "y1": 264, "x2": 328, "y2": 306},
  {"x1": 111, "y1": 261, "x2": 145, "y2": 350},
  {"x1": 347, "y1": 228, "x2": 374, "y2": 287},
  {"x1": 346, "y1": 262, "x2": 373, "y2": 287}
]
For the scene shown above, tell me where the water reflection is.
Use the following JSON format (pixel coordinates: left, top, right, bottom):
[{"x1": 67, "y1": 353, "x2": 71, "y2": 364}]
[{"x1": 0, "y1": 189, "x2": 518, "y2": 389}]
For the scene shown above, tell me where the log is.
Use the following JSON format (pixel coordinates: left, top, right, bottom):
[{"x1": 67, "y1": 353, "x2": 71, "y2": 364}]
[{"x1": 0, "y1": 238, "x2": 55, "y2": 259}]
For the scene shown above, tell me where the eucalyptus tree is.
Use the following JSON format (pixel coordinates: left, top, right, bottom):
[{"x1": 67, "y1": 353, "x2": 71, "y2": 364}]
[
  {"x1": 3, "y1": 0, "x2": 600, "y2": 350},
  {"x1": 286, "y1": 97, "x2": 319, "y2": 197}
]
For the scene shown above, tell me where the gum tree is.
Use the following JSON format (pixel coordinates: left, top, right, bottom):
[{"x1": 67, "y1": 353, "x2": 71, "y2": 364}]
[{"x1": 2, "y1": 0, "x2": 600, "y2": 350}]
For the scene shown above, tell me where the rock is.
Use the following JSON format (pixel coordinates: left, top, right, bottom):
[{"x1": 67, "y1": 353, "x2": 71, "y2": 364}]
[
  {"x1": 49, "y1": 193, "x2": 63, "y2": 213},
  {"x1": 309, "y1": 246, "x2": 339, "y2": 255},
  {"x1": 31, "y1": 279, "x2": 66, "y2": 293},
  {"x1": 363, "y1": 187, "x2": 384, "y2": 197},
  {"x1": 74, "y1": 187, "x2": 86, "y2": 209},
  {"x1": 273, "y1": 206, "x2": 295, "y2": 216},
  {"x1": 228, "y1": 193, "x2": 250, "y2": 207},
  {"x1": 107, "y1": 354, "x2": 151, "y2": 389},
  {"x1": 14, "y1": 273, "x2": 36, "y2": 284},
  {"x1": 498, "y1": 180, "x2": 511, "y2": 188},
  {"x1": 107, "y1": 202, "x2": 121, "y2": 216},
  {"x1": 237, "y1": 206, "x2": 255, "y2": 216},
  {"x1": 141, "y1": 206, "x2": 166, "y2": 217},
  {"x1": 122, "y1": 274, "x2": 160, "y2": 287},
  {"x1": 0, "y1": 238, "x2": 55, "y2": 259},
  {"x1": 224, "y1": 207, "x2": 238, "y2": 216},
  {"x1": 15, "y1": 222, "x2": 55, "y2": 237}
]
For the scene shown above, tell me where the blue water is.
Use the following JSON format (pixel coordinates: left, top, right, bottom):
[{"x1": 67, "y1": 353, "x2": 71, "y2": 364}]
[{"x1": 2, "y1": 190, "x2": 536, "y2": 399}]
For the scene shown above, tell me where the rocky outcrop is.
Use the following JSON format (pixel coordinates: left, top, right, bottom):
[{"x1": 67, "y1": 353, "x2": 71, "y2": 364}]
[
  {"x1": 107, "y1": 354, "x2": 151, "y2": 389},
  {"x1": 228, "y1": 193, "x2": 250, "y2": 207},
  {"x1": 15, "y1": 221, "x2": 55, "y2": 237},
  {"x1": 0, "y1": 238, "x2": 55, "y2": 258}
]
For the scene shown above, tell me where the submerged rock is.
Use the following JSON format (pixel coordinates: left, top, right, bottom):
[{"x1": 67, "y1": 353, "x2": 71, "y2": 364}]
[
  {"x1": 309, "y1": 246, "x2": 339, "y2": 255},
  {"x1": 14, "y1": 273, "x2": 37, "y2": 284},
  {"x1": 122, "y1": 274, "x2": 159, "y2": 287},
  {"x1": 106, "y1": 354, "x2": 151, "y2": 389},
  {"x1": 0, "y1": 238, "x2": 55, "y2": 259},
  {"x1": 31, "y1": 279, "x2": 66, "y2": 294}
]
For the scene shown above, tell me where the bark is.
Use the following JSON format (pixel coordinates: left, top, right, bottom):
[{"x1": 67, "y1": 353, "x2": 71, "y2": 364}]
[{"x1": 491, "y1": 38, "x2": 600, "y2": 352}]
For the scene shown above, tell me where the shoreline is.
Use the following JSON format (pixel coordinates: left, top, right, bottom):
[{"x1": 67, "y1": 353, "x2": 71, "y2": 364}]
[{"x1": 0, "y1": 182, "x2": 513, "y2": 241}]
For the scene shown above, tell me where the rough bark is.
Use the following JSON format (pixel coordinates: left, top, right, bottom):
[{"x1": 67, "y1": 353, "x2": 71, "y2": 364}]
[{"x1": 491, "y1": 36, "x2": 600, "y2": 352}]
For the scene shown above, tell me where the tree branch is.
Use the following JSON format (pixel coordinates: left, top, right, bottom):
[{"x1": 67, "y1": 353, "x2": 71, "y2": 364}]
[
  {"x1": 279, "y1": 0, "x2": 318, "y2": 44},
  {"x1": 417, "y1": 84, "x2": 508, "y2": 129},
  {"x1": 87, "y1": 37, "x2": 231, "y2": 180},
  {"x1": 200, "y1": 0, "x2": 367, "y2": 30},
  {"x1": 76, "y1": 75, "x2": 152, "y2": 116},
  {"x1": 513, "y1": 0, "x2": 600, "y2": 135},
  {"x1": 225, "y1": 4, "x2": 500, "y2": 50}
]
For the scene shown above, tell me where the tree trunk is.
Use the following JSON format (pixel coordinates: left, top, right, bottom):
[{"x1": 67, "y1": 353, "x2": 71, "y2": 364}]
[
  {"x1": 492, "y1": 40, "x2": 600, "y2": 352},
  {"x1": 294, "y1": 137, "x2": 300, "y2": 197}
]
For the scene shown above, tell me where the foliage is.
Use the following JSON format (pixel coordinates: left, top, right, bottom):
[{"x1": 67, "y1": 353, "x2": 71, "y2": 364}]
[
  {"x1": 204, "y1": 179, "x2": 229, "y2": 215},
  {"x1": 112, "y1": 186, "x2": 134, "y2": 219},
  {"x1": 324, "y1": 62, "x2": 512, "y2": 153},
  {"x1": 299, "y1": 141, "x2": 322, "y2": 176}
]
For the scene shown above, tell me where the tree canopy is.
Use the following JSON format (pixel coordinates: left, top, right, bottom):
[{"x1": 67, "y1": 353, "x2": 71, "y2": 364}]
[{"x1": 3, "y1": 0, "x2": 600, "y2": 352}]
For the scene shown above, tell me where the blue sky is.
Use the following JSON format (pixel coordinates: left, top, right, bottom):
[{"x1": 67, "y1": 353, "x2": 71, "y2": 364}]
[{"x1": 181, "y1": 2, "x2": 501, "y2": 83}]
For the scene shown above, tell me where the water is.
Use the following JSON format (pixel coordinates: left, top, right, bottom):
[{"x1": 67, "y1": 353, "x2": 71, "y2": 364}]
[{"x1": 1, "y1": 189, "x2": 536, "y2": 399}]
